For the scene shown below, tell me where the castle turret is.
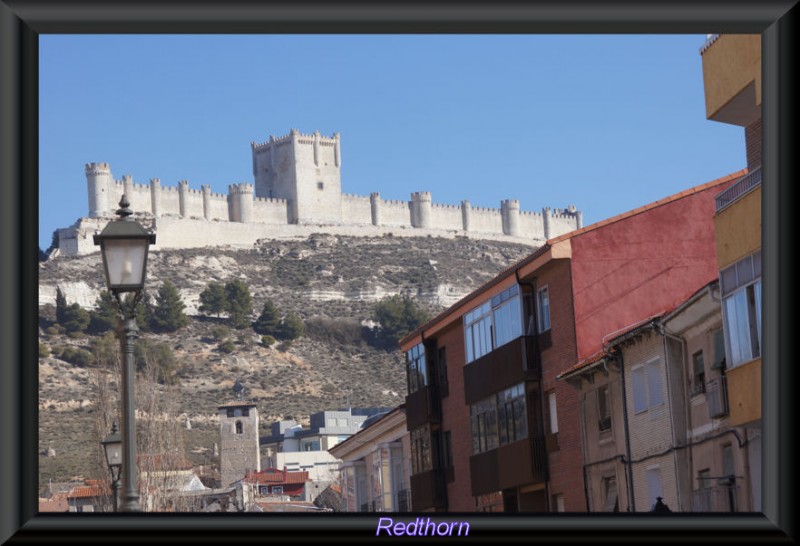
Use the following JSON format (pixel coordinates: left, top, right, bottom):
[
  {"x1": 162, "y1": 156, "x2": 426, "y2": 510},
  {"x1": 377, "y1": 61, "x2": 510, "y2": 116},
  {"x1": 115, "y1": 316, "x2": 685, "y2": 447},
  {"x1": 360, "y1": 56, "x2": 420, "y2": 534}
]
[
  {"x1": 501, "y1": 199, "x2": 521, "y2": 237},
  {"x1": 85, "y1": 162, "x2": 113, "y2": 218},
  {"x1": 179, "y1": 180, "x2": 189, "y2": 217},
  {"x1": 202, "y1": 185, "x2": 212, "y2": 220},
  {"x1": 228, "y1": 183, "x2": 254, "y2": 223},
  {"x1": 542, "y1": 206, "x2": 552, "y2": 240},
  {"x1": 150, "y1": 178, "x2": 161, "y2": 217},
  {"x1": 461, "y1": 200, "x2": 471, "y2": 232},
  {"x1": 411, "y1": 192, "x2": 432, "y2": 229},
  {"x1": 370, "y1": 192, "x2": 382, "y2": 226}
]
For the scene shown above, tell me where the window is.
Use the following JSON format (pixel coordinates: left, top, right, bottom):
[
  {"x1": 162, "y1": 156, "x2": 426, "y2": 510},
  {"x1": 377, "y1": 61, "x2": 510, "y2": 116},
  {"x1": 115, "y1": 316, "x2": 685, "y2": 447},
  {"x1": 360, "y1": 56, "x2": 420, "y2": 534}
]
[
  {"x1": 471, "y1": 384, "x2": 527, "y2": 454},
  {"x1": 537, "y1": 286, "x2": 551, "y2": 332},
  {"x1": 317, "y1": 181, "x2": 324, "y2": 190},
  {"x1": 631, "y1": 358, "x2": 664, "y2": 414},
  {"x1": 464, "y1": 285, "x2": 523, "y2": 364},
  {"x1": 721, "y1": 251, "x2": 761, "y2": 368},
  {"x1": 497, "y1": 383, "x2": 528, "y2": 445},
  {"x1": 553, "y1": 494, "x2": 565, "y2": 513},
  {"x1": 692, "y1": 350, "x2": 706, "y2": 396},
  {"x1": 698, "y1": 468, "x2": 712, "y2": 490},
  {"x1": 603, "y1": 476, "x2": 619, "y2": 512},
  {"x1": 301, "y1": 439, "x2": 320, "y2": 451},
  {"x1": 598, "y1": 386, "x2": 612, "y2": 432},
  {"x1": 470, "y1": 396, "x2": 499, "y2": 454},
  {"x1": 406, "y1": 343, "x2": 427, "y2": 393},
  {"x1": 646, "y1": 466, "x2": 663, "y2": 510},
  {"x1": 410, "y1": 424, "x2": 433, "y2": 475},
  {"x1": 722, "y1": 444, "x2": 735, "y2": 481},
  {"x1": 548, "y1": 391, "x2": 559, "y2": 434},
  {"x1": 235, "y1": 421, "x2": 243, "y2": 434},
  {"x1": 271, "y1": 486, "x2": 283, "y2": 494}
]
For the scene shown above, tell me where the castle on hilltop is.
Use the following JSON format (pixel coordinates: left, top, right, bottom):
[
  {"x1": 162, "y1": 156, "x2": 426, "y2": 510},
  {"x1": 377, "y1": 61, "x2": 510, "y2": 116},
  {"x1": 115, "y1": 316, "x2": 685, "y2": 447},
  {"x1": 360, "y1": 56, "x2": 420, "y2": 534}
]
[{"x1": 56, "y1": 129, "x2": 583, "y2": 256}]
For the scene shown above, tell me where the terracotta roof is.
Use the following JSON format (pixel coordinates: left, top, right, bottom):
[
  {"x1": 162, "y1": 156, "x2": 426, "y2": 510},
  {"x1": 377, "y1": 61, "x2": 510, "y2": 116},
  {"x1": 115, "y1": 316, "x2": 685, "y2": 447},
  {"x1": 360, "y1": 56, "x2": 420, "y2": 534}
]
[
  {"x1": 399, "y1": 169, "x2": 747, "y2": 350},
  {"x1": 67, "y1": 484, "x2": 108, "y2": 499},
  {"x1": 244, "y1": 468, "x2": 309, "y2": 485}
]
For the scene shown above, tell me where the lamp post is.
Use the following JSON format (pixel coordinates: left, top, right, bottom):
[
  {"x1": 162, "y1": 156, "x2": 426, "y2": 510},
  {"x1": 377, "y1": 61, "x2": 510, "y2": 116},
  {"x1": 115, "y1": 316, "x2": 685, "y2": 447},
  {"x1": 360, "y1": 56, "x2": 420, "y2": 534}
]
[
  {"x1": 101, "y1": 421, "x2": 122, "y2": 512},
  {"x1": 94, "y1": 195, "x2": 156, "y2": 512}
]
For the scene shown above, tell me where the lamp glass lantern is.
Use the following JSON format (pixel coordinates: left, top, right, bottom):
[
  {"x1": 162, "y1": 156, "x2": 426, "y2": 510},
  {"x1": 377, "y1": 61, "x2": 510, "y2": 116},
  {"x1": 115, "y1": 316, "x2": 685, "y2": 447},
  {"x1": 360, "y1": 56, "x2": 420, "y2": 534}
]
[
  {"x1": 93, "y1": 196, "x2": 156, "y2": 293},
  {"x1": 102, "y1": 424, "x2": 122, "y2": 480}
]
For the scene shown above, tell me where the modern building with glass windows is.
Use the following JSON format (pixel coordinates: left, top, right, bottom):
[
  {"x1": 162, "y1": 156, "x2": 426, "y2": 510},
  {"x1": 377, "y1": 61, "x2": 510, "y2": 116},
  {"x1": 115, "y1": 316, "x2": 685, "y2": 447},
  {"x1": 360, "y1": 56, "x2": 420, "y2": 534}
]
[
  {"x1": 399, "y1": 170, "x2": 744, "y2": 512},
  {"x1": 701, "y1": 33, "x2": 763, "y2": 511}
]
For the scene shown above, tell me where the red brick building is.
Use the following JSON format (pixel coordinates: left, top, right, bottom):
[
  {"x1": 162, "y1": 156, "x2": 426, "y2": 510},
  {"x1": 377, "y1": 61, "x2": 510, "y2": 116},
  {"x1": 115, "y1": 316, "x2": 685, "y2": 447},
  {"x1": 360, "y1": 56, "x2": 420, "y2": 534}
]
[{"x1": 399, "y1": 169, "x2": 745, "y2": 512}]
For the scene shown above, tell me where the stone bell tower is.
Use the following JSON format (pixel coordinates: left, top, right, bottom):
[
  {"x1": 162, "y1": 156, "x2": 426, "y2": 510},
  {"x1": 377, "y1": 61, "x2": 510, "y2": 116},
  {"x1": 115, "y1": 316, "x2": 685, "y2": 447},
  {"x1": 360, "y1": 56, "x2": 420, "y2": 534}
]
[{"x1": 218, "y1": 379, "x2": 260, "y2": 488}]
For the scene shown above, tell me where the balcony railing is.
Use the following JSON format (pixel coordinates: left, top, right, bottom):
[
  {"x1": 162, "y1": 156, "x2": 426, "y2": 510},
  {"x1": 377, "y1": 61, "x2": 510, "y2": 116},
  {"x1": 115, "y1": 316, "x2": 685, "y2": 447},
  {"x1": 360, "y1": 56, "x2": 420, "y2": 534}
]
[
  {"x1": 598, "y1": 416, "x2": 612, "y2": 432},
  {"x1": 715, "y1": 167, "x2": 761, "y2": 212},
  {"x1": 691, "y1": 485, "x2": 739, "y2": 512},
  {"x1": 396, "y1": 488, "x2": 411, "y2": 512},
  {"x1": 706, "y1": 376, "x2": 730, "y2": 419}
]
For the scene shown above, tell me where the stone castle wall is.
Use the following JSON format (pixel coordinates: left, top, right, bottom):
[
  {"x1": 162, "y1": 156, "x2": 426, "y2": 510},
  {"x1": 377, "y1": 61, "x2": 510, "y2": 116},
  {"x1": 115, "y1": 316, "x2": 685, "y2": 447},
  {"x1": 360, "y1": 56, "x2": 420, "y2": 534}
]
[{"x1": 63, "y1": 131, "x2": 583, "y2": 256}]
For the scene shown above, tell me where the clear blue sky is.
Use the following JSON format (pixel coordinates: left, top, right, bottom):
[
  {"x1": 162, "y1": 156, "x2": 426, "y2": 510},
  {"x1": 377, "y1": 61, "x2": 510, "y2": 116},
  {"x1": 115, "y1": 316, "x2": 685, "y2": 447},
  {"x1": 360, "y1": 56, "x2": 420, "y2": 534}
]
[{"x1": 39, "y1": 34, "x2": 745, "y2": 251}]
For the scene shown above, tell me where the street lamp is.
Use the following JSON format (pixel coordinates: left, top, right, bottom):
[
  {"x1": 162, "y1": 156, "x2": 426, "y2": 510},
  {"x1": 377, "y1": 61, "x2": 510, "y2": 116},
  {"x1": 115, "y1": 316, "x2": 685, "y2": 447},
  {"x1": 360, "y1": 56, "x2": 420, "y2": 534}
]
[
  {"x1": 94, "y1": 195, "x2": 156, "y2": 512},
  {"x1": 101, "y1": 421, "x2": 122, "y2": 512}
]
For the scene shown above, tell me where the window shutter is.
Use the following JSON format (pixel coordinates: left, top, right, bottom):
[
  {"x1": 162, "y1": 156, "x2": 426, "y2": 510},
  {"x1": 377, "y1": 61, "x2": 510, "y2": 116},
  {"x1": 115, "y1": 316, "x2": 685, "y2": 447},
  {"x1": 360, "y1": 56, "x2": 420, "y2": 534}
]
[
  {"x1": 646, "y1": 360, "x2": 664, "y2": 407},
  {"x1": 632, "y1": 367, "x2": 647, "y2": 413}
]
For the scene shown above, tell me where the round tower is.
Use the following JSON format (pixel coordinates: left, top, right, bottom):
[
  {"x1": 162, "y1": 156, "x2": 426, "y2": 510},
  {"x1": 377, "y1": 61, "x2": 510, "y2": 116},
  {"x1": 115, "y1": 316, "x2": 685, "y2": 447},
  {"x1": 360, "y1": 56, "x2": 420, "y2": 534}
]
[
  {"x1": 370, "y1": 192, "x2": 382, "y2": 226},
  {"x1": 202, "y1": 185, "x2": 212, "y2": 220},
  {"x1": 150, "y1": 178, "x2": 161, "y2": 218},
  {"x1": 228, "y1": 183, "x2": 254, "y2": 223},
  {"x1": 461, "y1": 200, "x2": 472, "y2": 232},
  {"x1": 542, "y1": 206, "x2": 552, "y2": 240},
  {"x1": 85, "y1": 162, "x2": 113, "y2": 218},
  {"x1": 179, "y1": 180, "x2": 189, "y2": 217},
  {"x1": 412, "y1": 192, "x2": 432, "y2": 229},
  {"x1": 502, "y1": 199, "x2": 521, "y2": 237}
]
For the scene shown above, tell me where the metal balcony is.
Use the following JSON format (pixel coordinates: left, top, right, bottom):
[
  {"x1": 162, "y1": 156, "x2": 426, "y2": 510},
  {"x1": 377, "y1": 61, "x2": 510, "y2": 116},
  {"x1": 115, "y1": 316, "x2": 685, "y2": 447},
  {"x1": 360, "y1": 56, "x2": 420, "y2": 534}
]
[
  {"x1": 706, "y1": 376, "x2": 730, "y2": 419},
  {"x1": 715, "y1": 168, "x2": 761, "y2": 212}
]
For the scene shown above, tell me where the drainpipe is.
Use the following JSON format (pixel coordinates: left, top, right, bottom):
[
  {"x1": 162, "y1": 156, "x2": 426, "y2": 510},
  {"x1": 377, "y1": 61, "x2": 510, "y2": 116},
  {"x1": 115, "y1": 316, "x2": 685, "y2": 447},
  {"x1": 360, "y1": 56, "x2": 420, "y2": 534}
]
[
  {"x1": 615, "y1": 348, "x2": 636, "y2": 512},
  {"x1": 662, "y1": 326, "x2": 689, "y2": 512},
  {"x1": 516, "y1": 270, "x2": 551, "y2": 510}
]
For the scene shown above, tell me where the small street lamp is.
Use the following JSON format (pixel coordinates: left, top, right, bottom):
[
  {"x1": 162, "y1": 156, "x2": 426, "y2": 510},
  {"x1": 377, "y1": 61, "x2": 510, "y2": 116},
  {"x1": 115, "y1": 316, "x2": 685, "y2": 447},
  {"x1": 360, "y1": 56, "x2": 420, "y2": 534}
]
[
  {"x1": 101, "y1": 421, "x2": 122, "y2": 512},
  {"x1": 94, "y1": 195, "x2": 156, "y2": 512}
]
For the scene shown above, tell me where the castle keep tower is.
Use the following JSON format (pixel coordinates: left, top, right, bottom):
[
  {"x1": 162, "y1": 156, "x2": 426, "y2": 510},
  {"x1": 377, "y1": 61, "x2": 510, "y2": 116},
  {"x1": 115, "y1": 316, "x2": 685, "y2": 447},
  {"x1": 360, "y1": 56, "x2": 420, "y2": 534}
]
[
  {"x1": 218, "y1": 380, "x2": 260, "y2": 488},
  {"x1": 251, "y1": 129, "x2": 342, "y2": 224}
]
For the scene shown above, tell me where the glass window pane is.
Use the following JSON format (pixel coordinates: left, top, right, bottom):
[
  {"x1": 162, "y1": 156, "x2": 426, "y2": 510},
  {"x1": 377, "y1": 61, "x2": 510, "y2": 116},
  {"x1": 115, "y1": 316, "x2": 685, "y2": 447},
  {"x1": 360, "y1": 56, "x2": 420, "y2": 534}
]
[
  {"x1": 753, "y1": 250, "x2": 761, "y2": 277},
  {"x1": 647, "y1": 360, "x2": 664, "y2": 407},
  {"x1": 725, "y1": 290, "x2": 752, "y2": 366},
  {"x1": 737, "y1": 255, "x2": 754, "y2": 285},
  {"x1": 632, "y1": 367, "x2": 647, "y2": 413},
  {"x1": 754, "y1": 280, "x2": 762, "y2": 351},
  {"x1": 720, "y1": 264, "x2": 737, "y2": 295}
]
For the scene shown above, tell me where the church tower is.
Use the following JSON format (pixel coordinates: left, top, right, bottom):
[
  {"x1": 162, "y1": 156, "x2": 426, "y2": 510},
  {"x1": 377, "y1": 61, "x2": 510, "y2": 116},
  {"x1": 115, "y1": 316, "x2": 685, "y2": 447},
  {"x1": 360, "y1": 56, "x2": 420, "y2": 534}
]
[
  {"x1": 218, "y1": 379, "x2": 260, "y2": 488},
  {"x1": 250, "y1": 129, "x2": 342, "y2": 224}
]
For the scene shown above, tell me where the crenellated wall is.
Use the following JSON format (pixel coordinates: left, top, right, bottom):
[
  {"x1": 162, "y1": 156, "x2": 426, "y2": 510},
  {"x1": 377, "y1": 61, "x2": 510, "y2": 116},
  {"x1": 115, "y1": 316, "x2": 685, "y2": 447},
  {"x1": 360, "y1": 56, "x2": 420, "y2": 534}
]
[{"x1": 64, "y1": 130, "x2": 583, "y2": 256}]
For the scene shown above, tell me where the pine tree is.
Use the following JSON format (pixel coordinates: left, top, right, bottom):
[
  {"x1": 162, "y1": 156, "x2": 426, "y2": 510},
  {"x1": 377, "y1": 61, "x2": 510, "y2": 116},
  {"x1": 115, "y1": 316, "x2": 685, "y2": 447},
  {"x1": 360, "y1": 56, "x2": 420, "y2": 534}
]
[
  {"x1": 198, "y1": 281, "x2": 228, "y2": 318},
  {"x1": 225, "y1": 279, "x2": 253, "y2": 329},
  {"x1": 55, "y1": 286, "x2": 68, "y2": 325},
  {"x1": 150, "y1": 280, "x2": 190, "y2": 333},
  {"x1": 62, "y1": 303, "x2": 91, "y2": 333},
  {"x1": 276, "y1": 312, "x2": 305, "y2": 340},
  {"x1": 88, "y1": 290, "x2": 119, "y2": 334},
  {"x1": 253, "y1": 299, "x2": 281, "y2": 335},
  {"x1": 373, "y1": 295, "x2": 430, "y2": 344}
]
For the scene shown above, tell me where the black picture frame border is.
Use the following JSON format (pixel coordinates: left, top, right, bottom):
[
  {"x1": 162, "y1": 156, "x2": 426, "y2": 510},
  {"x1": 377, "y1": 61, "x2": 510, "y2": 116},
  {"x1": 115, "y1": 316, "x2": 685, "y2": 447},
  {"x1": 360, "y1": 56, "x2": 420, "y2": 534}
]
[{"x1": 1, "y1": 1, "x2": 795, "y2": 543}]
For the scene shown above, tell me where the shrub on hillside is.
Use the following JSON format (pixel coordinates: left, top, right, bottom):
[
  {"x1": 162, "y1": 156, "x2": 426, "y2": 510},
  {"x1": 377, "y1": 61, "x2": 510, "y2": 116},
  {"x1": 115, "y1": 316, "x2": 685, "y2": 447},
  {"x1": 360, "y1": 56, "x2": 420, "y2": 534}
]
[{"x1": 59, "y1": 346, "x2": 94, "y2": 368}]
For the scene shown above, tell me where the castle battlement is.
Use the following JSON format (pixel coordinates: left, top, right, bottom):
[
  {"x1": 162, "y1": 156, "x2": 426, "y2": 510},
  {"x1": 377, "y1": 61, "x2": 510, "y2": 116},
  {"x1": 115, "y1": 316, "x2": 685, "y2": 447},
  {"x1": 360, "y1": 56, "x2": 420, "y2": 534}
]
[{"x1": 64, "y1": 129, "x2": 583, "y2": 256}]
